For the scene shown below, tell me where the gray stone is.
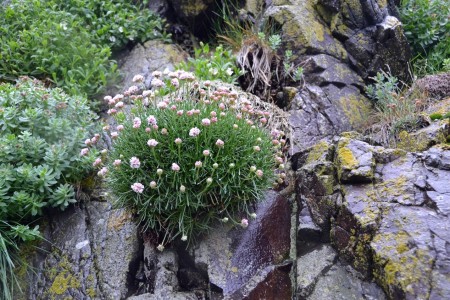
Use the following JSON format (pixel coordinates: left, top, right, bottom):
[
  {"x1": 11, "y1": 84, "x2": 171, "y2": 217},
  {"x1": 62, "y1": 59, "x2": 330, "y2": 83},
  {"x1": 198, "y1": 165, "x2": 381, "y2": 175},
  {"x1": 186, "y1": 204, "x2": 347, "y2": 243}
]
[
  {"x1": 299, "y1": 135, "x2": 450, "y2": 299},
  {"x1": 106, "y1": 40, "x2": 188, "y2": 96},
  {"x1": 297, "y1": 245, "x2": 337, "y2": 296},
  {"x1": 18, "y1": 199, "x2": 141, "y2": 300},
  {"x1": 307, "y1": 262, "x2": 386, "y2": 300}
]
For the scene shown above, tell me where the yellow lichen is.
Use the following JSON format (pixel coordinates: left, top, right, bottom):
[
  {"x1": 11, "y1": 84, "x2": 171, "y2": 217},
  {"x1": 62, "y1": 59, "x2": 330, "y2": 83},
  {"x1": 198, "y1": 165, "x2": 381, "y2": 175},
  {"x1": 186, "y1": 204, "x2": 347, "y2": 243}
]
[
  {"x1": 306, "y1": 140, "x2": 331, "y2": 163},
  {"x1": 49, "y1": 272, "x2": 81, "y2": 295}
]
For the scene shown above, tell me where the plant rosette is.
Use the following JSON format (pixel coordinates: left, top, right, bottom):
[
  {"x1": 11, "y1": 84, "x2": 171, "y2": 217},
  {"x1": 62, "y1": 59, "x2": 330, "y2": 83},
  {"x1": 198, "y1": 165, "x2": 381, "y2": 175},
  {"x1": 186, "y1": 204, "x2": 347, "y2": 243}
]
[{"x1": 87, "y1": 71, "x2": 286, "y2": 248}]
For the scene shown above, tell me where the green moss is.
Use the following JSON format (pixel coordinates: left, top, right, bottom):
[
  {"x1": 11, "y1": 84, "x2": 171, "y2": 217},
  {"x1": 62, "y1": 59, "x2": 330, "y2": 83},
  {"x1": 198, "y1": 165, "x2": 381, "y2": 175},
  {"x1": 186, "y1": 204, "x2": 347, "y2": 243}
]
[{"x1": 430, "y1": 113, "x2": 443, "y2": 120}]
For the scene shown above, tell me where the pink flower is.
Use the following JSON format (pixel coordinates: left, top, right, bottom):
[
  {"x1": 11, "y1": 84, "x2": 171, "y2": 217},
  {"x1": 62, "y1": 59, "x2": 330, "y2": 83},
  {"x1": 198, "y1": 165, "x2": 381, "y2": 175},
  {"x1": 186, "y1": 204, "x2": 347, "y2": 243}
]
[
  {"x1": 195, "y1": 161, "x2": 203, "y2": 168},
  {"x1": 260, "y1": 117, "x2": 267, "y2": 124},
  {"x1": 215, "y1": 139, "x2": 224, "y2": 148},
  {"x1": 175, "y1": 138, "x2": 182, "y2": 145},
  {"x1": 171, "y1": 163, "x2": 180, "y2": 172},
  {"x1": 170, "y1": 105, "x2": 177, "y2": 111},
  {"x1": 80, "y1": 148, "x2": 89, "y2": 156},
  {"x1": 130, "y1": 157, "x2": 141, "y2": 169},
  {"x1": 147, "y1": 115, "x2": 157, "y2": 125},
  {"x1": 145, "y1": 127, "x2": 151, "y2": 132},
  {"x1": 117, "y1": 125, "x2": 124, "y2": 131},
  {"x1": 189, "y1": 127, "x2": 201, "y2": 137},
  {"x1": 157, "y1": 101, "x2": 168, "y2": 109},
  {"x1": 115, "y1": 101, "x2": 124, "y2": 108},
  {"x1": 236, "y1": 113, "x2": 242, "y2": 120},
  {"x1": 203, "y1": 149, "x2": 210, "y2": 156},
  {"x1": 107, "y1": 108, "x2": 117, "y2": 115},
  {"x1": 253, "y1": 146, "x2": 261, "y2": 152},
  {"x1": 133, "y1": 117, "x2": 141, "y2": 129},
  {"x1": 132, "y1": 74, "x2": 144, "y2": 83},
  {"x1": 131, "y1": 182, "x2": 144, "y2": 193},
  {"x1": 177, "y1": 110, "x2": 184, "y2": 116},
  {"x1": 153, "y1": 124, "x2": 159, "y2": 130},
  {"x1": 187, "y1": 110, "x2": 194, "y2": 116},
  {"x1": 210, "y1": 111, "x2": 217, "y2": 117},
  {"x1": 93, "y1": 157, "x2": 102, "y2": 167},
  {"x1": 113, "y1": 94, "x2": 124, "y2": 102},
  {"x1": 272, "y1": 140, "x2": 280, "y2": 146},
  {"x1": 104, "y1": 95, "x2": 112, "y2": 102},
  {"x1": 246, "y1": 120, "x2": 254, "y2": 125},
  {"x1": 171, "y1": 78, "x2": 179, "y2": 88},
  {"x1": 241, "y1": 218, "x2": 249, "y2": 228},
  {"x1": 113, "y1": 159, "x2": 122, "y2": 167},
  {"x1": 204, "y1": 80, "x2": 211, "y2": 87},
  {"x1": 219, "y1": 103, "x2": 225, "y2": 110},
  {"x1": 256, "y1": 170, "x2": 263, "y2": 178},
  {"x1": 151, "y1": 78, "x2": 164, "y2": 88},
  {"x1": 85, "y1": 139, "x2": 92, "y2": 146},
  {"x1": 161, "y1": 128, "x2": 168, "y2": 135},
  {"x1": 97, "y1": 167, "x2": 108, "y2": 177},
  {"x1": 202, "y1": 118, "x2": 211, "y2": 126},
  {"x1": 111, "y1": 132, "x2": 119, "y2": 139},
  {"x1": 211, "y1": 117, "x2": 218, "y2": 123},
  {"x1": 147, "y1": 139, "x2": 158, "y2": 147},
  {"x1": 194, "y1": 109, "x2": 200, "y2": 115}
]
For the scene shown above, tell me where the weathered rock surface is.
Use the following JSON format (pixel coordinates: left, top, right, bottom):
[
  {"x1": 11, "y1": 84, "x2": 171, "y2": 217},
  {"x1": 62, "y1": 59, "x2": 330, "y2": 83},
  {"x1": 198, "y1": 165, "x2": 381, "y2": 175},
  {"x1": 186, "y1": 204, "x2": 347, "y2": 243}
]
[
  {"x1": 297, "y1": 136, "x2": 450, "y2": 299},
  {"x1": 16, "y1": 198, "x2": 141, "y2": 300},
  {"x1": 106, "y1": 39, "x2": 188, "y2": 96},
  {"x1": 135, "y1": 191, "x2": 294, "y2": 299}
]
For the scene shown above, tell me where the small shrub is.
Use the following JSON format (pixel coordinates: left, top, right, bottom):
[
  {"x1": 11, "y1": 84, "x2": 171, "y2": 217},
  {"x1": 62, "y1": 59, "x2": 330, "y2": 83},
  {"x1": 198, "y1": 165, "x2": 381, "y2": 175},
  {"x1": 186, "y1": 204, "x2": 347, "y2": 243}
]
[
  {"x1": 93, "y1": 72, "x2": 285, "y2": 247},
  {"x1": 0, "y1": 77, "x2": 98, "y2": 299},
  {"x1": 177, "y1": 42, "x2": 242, "y2": 84},
  {"x1": 52, "y1": 0, "x2": 170, "y2": 50},
  {"x1": 366, "y1": 71, "x2": 423, "y2": 144},
  {"x1": 0, "y1": 0, "x2": 168, "y2": 97},
  {"x1": 400, "y1": 0, "x2": 450, "y2": 75}
]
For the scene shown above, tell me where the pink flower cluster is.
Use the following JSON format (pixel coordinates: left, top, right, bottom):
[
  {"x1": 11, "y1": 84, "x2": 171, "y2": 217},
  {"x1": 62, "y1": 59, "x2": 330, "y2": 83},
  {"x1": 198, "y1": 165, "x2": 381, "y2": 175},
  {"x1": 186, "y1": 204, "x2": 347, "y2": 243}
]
[
  {"x1": 131, "y1": 182, "x2": 144, "y2": 193},
  {"x1": 130, "y1": 157, "x2": 140, "y2": 169}
]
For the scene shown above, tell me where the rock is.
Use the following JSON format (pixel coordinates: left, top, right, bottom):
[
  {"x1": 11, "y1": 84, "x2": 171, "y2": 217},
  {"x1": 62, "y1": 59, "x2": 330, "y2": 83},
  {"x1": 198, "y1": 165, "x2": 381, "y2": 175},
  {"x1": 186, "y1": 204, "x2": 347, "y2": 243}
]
[
  {"x1": 17, "y1": 199, "x2": 141, "y2": 299},
  {"x1": 106, "y1": 40, "x2": 188, "y2": 96},
  {"x1": 336, "y1": 136, "x2": 375, "y2": 183},
  {"x1": 298, "y1": 136, "x2": 450, "y2": 299},
  {"x1": 307, "y1": 261, "x2": 386, "y2": 300},
  {"x1": 296, "y1": 244, "x2": 337, "y2": 296},
  {"x1": 415, "y1": 73, "x2": 450, "y2": 100},
  {"x1": 193, "y1": 191, "x2": 292, "y2": 297},
  {"x1": 424, "y1": 146, "x2": 450, "y2": 170}
]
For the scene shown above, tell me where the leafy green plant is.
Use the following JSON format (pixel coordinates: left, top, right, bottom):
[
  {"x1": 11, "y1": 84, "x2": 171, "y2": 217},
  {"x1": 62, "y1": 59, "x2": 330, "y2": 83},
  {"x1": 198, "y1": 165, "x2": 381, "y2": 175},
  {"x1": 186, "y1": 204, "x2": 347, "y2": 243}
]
[
  {"x1": 52, "y1": 0, "x2": 171, "y2": 50},
  {"x1": 400, "y1": 0, "x2": 450, "y2": 75},
  {"x1": 94, "y1": 72, "x2": 285, "y2": 248},
  {"x1": 0, "y1": 0, "x2": 168, "y2": 97},
  {"x1": 283, "y1": 50, "x2": 304, "y2": 83},
  {"x1": 0, "y1": 77, "x2": 98, "y2": 299},
  {"x1": 177, "y1": 42, "x2": 242, "y2": 84}
]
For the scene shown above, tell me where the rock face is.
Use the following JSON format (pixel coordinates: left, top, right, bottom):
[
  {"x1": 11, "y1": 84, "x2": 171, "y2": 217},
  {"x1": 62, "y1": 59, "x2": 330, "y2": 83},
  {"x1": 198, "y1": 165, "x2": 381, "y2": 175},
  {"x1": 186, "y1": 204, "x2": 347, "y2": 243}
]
[
  {"x1": 15, "y1": 196, "x2": 141, "y2": 300},
  {"x1": 106, "y1": 39, "x2": 188, "y2": 96},
  {"x1": 297, "y1": 136, "x2": 450, "y2": 299},
  {"x1": 262, "y1": 0, "x2": 411, "y2": 155}
]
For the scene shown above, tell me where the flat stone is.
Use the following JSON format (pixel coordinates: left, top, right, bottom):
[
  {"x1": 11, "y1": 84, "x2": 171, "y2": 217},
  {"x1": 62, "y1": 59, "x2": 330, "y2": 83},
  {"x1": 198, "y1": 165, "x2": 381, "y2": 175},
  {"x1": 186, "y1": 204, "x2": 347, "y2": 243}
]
[
  {"x1": 297, "y1": 245, "x2": 337, "y2": 296},
  {"x1": 307, "y1": 262, "x2": 386, "y2": 300}
]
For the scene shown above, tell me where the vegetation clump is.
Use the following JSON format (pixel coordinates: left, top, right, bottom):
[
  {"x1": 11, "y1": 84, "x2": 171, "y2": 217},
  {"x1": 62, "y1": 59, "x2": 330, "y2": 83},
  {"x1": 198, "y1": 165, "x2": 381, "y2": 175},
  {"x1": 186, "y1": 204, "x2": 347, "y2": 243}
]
[
  {"x1": 0, "y1": 77, "x2": 98, "y2": 299},
  {"x1": 0, "y1": 0, "x2": 169, "y2": 97},
  {"x1": 88, "y1": 72, "x2": 286, "y2": 247}
]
